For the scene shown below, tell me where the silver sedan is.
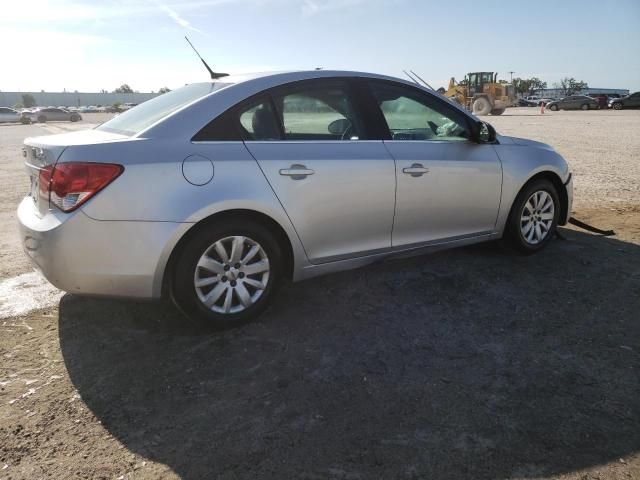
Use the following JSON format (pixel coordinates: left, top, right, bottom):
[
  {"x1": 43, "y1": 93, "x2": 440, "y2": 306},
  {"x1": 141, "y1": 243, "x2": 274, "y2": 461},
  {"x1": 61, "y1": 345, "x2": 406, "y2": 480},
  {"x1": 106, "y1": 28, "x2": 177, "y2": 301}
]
[{"x1": 18, "y1": 70, "x2": 573, "y2": 328}]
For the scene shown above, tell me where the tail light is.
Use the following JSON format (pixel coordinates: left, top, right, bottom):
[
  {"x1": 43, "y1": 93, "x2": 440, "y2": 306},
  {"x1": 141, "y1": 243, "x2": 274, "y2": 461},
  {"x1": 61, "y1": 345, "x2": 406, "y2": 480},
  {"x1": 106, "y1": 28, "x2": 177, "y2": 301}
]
[{"x1": 39, "y1": 162, "x2": 123, "y2": 212}]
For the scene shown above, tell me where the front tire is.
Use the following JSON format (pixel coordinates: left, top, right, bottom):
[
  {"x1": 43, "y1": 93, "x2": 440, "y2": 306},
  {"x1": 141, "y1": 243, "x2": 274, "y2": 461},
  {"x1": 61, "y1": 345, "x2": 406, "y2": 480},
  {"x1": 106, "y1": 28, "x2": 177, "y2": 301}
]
[
  {"x1": 472, "y1": 97, "x2": 492, "y2": 116},
  {"x1": 491, "y1": 108, "x2": 505, "y2": 115},
  {"x1": 37, "y1": 115, "x2": 47, "y2": 123},
  {"x1": 172, "y1": 220, "x2": 283, "y2": 328},
  {"x1": 549, "y1": 104, "x2": 558, "y2": 111},
  {"x1": 613, "y1": 102, "x2": 623, "y2": 110},
  {"x1": 505, "y1": 179, "x2": 560, "y2": 254},
  {"x1": 581, "y1": 103, "x2": 589, "y2": 110}
]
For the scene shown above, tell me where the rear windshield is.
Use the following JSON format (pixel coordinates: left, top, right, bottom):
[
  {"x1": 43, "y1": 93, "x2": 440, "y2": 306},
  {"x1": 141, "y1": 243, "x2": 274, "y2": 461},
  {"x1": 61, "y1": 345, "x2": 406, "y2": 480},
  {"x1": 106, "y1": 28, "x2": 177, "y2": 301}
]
[{"x1": 96, "y1": 82, "x2": 231, "y2": 135}]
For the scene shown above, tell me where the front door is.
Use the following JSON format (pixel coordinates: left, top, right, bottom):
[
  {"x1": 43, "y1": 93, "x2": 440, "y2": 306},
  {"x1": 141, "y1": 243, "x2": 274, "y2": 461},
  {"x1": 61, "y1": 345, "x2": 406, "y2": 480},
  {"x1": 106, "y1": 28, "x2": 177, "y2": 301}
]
[
  {"x1": 242, "y1": 80, "x2": 396, "y2": 264},
  {"x1": 367, "y1": 80, "x2": 503, "y2": 247}
]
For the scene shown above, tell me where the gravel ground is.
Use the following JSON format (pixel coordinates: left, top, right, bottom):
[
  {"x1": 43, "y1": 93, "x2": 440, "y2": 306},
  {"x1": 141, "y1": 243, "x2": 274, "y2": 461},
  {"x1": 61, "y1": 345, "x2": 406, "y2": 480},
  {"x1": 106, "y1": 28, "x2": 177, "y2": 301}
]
[{"x1": 0, "y1": 109, "x2": 639, "y2": 479}]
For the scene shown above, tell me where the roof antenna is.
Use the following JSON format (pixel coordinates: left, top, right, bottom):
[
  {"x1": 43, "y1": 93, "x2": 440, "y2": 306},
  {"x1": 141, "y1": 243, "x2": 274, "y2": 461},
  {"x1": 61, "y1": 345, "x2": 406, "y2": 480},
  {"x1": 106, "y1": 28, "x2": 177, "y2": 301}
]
[
  {"x1": 403, "y1": 70, "x2": 420, "y2": 86},
  {"x1": 184, "y1": 36, "x2": 229, "y2": 80},
  {"x1": 410, "y1": 70, "x2": 435, "y2": 91}
]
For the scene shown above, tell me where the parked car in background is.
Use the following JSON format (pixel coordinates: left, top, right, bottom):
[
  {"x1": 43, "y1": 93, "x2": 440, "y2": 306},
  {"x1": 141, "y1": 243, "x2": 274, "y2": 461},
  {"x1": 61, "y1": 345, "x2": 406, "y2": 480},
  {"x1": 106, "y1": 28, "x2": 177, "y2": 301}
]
[
  {"x1": 609, "y1": 92, "x2": 640, "y2": 110},
  {"x1": 121, "y1": 102, "x2": 138, "y2": 110},
  {"x1": 17, "y1": 70, "x2": 573, "y2": 328},
  {"x1": 106, "y1": 105, "x2": 124, "y2": 113},
  {"x1": 27, "y1": 107, "x2": 82, "y2": 123},
  {"x1": 0, "y1": 107, "x2": 30, "y2": 124},
  {"x1": 546, "y1": 96, "x2": 599, "y2": 111}
]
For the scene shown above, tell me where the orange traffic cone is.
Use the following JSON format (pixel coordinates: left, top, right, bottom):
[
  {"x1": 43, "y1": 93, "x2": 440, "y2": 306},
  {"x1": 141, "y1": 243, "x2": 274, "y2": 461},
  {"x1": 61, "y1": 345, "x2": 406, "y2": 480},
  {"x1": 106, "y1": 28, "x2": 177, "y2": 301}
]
[{"x1": 540, "y1": 102, "x2": 545, "y2": 114}]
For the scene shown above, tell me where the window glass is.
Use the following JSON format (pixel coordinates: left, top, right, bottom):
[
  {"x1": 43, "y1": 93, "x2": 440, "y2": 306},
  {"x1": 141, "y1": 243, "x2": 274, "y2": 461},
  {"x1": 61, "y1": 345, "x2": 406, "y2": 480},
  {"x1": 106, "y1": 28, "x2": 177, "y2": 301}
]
[
  {"x1": 370, "y1": 82, "x2": 470, "y2": 142},
  {"x1": 273, "y1": 84, "x2": 363, "y2": 140},
  {"x1": 97, "y1": 82, "x2": 231, "y2": 135},
  {"x1": 238, "y1": 99, "x2": 281, "y2": 141}
]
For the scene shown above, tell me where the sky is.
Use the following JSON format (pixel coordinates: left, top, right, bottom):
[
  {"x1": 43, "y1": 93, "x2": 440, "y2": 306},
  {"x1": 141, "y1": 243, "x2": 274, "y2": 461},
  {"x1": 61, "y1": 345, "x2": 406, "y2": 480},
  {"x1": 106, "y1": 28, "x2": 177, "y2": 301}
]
[{"x1": 1, "y1": 0, "x2": 639, "y2": 93}]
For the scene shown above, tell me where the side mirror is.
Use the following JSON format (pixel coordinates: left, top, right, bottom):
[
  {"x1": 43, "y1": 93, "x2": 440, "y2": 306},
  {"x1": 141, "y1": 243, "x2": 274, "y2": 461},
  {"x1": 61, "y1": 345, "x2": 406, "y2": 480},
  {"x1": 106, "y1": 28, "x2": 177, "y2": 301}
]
[{"x1": 475, "y1": 120, "x2": 496, "y2": 143}]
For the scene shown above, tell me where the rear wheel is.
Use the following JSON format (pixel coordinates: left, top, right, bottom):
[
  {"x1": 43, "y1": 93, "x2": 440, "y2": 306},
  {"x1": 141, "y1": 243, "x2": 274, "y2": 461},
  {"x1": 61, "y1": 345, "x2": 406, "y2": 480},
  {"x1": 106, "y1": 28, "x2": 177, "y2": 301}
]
[
  {"x1": 70, "y1": 114, "x2": 80, "y2": 122},
  {"x1": 549, "y1": 104, "x2": 558, "y2": 111},
  {"x1": 581, "y1": 103, "x2": 589, "y2": 110},
  {"x1": 472, "y1": 97, "x2": 492, "y2": 116},
  {"x1": 172, "y1": 220, "x2": 283, "y2": 328},
  {"x1": 37, "y1": 115, "x2": 46, "y2": 123},
  {"x1": 505, "y1": 179, "x2": 560, "y2": 254},
  {"x1": 491, "y1": 108, "x2": 505, "y2": 115}
]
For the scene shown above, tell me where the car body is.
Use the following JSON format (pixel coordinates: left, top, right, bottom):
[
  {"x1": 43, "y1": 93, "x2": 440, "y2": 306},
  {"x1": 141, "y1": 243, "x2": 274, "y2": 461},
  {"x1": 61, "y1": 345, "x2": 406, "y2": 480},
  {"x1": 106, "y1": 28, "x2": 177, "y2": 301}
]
[
  {"x1": 17, "y1": 70, "x2": 573, "y2": 326},
  {"x1": 27, "y1": 107, "x2": 82, "y2": 123},
  {"x1": 0, "y1": 107, "x2": 29, "y2": 123},
  {"x1": 546, "y1": 95, "x2": 599, "y2": 111},
  {"x1": 609, "y1": 92, "x2": 640, "y2": 110}
]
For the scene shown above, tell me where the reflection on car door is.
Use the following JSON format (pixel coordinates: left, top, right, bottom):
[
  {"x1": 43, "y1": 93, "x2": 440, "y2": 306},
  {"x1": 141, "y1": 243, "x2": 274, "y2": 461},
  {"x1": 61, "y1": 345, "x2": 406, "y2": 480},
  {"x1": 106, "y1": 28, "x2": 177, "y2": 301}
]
[
  {"x1": 367, "y1": 80, "x2": 502, "y2": 247},
  {"x1": 243, "y1": 80, "x2": 396, "y2": 263}
]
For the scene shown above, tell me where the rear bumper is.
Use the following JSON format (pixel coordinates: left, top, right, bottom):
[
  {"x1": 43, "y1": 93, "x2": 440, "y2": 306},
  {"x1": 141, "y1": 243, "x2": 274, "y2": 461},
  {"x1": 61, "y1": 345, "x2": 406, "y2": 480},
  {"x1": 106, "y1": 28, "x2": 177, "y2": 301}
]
[{"x1": 17, "y1": 197, "x2": 189, "y2": 299}]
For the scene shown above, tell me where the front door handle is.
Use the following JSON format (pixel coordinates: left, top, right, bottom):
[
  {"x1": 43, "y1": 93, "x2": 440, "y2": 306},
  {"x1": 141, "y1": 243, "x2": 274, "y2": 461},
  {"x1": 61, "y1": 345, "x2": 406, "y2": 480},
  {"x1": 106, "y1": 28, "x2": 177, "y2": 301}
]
[
  {"x1": 279, "y1": 164, "x2": 315, "y2": 179},
  {"x1": 402, "y1": 163, "x2": 430, "y2": 177}
]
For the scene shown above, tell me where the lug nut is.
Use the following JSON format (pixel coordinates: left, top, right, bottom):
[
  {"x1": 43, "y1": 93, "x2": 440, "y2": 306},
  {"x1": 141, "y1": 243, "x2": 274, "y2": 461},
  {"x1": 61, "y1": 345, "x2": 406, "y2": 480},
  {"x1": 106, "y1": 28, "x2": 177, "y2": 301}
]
[
  {"x1": 230, "y1": 280, "x2": 237, "y2": 287},
  {"x1": 234, "y1": 263, "x2": 241, "y2": 269},
  {"x1": 224, "y1": 265, "x2": 230, "y2": 271},
  {"x1": 239, "y1": 272, "x2": 245, "y2": 279},
  {"x1": 221, "y1": 276, "x2": 228, "y2": 282}
]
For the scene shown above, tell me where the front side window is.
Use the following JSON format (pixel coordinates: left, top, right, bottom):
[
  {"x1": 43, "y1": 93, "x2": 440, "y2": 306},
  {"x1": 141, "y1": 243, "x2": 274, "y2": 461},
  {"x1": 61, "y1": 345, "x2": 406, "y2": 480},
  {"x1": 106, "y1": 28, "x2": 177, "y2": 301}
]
[
  {"x1": 369, "y1": 82, "x2": 470, "y2": 142},
  {"x1": 272, "y1": 83, "x2": 363, "y2": 141}
]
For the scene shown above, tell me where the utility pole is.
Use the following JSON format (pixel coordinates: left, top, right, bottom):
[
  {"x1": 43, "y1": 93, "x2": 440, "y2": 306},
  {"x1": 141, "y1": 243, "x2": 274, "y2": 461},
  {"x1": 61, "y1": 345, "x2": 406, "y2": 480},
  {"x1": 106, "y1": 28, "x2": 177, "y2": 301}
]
[{"x1": 508, "y1": 71, "x2": 515, "y2": 83}]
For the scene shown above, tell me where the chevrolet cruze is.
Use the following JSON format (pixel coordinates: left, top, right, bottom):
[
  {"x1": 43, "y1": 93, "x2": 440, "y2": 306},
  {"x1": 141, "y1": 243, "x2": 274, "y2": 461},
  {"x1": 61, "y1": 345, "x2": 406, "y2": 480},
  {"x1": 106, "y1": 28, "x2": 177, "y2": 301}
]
[{"x1": 18, "y1": 70, "x2": 573, "y2": 327}]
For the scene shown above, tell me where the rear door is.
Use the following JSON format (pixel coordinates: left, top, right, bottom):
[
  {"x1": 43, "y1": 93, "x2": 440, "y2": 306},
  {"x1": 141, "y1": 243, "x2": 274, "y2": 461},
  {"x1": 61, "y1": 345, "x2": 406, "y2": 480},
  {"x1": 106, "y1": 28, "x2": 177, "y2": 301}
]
[
  {"x1": 366, "y1": 80, "x2": 502, "y2": 247},
  {"x1": 242, "y1": 79, "x2": 396, "y2": 263}
]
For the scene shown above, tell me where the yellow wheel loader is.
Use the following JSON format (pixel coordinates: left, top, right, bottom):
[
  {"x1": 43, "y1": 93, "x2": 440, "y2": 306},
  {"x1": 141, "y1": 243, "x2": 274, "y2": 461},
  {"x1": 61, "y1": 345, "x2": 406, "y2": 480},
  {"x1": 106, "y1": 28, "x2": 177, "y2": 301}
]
[{"x1": 438, "y1": 72, "x2": 515, "y2": 116}]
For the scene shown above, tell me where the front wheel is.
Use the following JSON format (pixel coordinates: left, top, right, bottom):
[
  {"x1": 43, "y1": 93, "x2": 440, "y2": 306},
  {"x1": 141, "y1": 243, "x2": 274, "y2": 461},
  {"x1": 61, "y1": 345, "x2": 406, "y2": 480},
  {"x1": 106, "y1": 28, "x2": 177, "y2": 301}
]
[
  {"x1": 491, "y1": 108, "x2": 505, "y2": 115},
  {"x1": 505, "y1": 179, "x2": 560, "y2": 254},
  {"x1": 172, "y1": 220, "x2": 283, "y2": 328},
  {"x1": 37, "y1": 115, "x2": 47, "y2": 123},
  {"x1": 581, "y1": 104, "x2": 589, "y2": 110},
  {"x1": 472, "y1": 97, "x2": 492, "y2": 116},
  {"x1": 613, "y1": 102, "x2": 623, "y2": 110},
  {"x1": 549, "y1": 104, "x2": 558, "y2": 111}
]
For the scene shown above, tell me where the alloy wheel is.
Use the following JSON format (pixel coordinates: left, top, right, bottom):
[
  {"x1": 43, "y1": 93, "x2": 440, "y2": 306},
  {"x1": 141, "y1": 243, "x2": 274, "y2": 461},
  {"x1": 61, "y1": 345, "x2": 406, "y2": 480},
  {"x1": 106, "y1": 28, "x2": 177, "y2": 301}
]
[
  {"x1": 520, "y1": 190, "x2": 555, "y2": 245},
  {"x1": 194, "y1": 236, "x2": 270, "y2": 314}
]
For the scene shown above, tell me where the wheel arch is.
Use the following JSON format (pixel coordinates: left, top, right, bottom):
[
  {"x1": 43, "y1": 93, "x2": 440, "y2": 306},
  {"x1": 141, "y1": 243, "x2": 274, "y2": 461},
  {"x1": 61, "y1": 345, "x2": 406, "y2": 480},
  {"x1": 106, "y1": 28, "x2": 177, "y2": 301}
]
[
  {"x1": 512, "y1": 171, "x2": 569, "y2": 226},
  {"x1": 161, "y1": 209, "x2": 296, "y2": 299}
]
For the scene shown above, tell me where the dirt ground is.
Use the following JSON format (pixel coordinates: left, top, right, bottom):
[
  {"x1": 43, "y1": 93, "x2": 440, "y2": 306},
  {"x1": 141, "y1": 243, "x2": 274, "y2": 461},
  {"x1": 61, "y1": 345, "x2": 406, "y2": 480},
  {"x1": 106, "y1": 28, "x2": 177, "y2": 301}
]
[{"x1": 0, "y1": 109, "x2": 639, "y2": 479}]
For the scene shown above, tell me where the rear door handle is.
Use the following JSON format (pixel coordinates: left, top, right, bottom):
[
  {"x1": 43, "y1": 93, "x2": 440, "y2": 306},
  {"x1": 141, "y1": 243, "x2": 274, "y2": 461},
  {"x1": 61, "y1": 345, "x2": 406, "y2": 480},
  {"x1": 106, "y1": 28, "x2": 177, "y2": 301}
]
[
  {"x1": 402, "y1": 163, "x2": 430, "y2": 177},
  {"x1": 279, "y1": 164, "x2": 315, "y2": 179}
]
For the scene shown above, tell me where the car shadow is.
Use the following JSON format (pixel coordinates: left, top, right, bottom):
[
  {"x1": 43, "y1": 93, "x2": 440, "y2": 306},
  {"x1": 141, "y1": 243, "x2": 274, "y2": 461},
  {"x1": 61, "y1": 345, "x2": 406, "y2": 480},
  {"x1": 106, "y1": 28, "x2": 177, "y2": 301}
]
[{"x1": 58, "y1": 228, "x2": 640, "y2": 479}]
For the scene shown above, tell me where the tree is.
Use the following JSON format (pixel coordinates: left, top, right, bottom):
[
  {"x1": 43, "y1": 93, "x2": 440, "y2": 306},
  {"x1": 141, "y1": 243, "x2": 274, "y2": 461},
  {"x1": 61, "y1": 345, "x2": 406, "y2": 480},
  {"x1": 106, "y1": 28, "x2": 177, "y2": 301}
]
[
  {"x1": 557, "y1": 77, "x2": 588, "y2": 96},
  {"x1": 512, "y1": 77, "x2": 548, "y2": 95},
  {"x1": 528, "y1": 77, "x2": 547, "y2": 95},
  {"x1": 113, "y1": 84, "x2": 134, "y2": 94},
  {"x1": 158, "y1": 87, "x2": 171, "y2": 94},
  {"x1": 22, "y1": 94, "x2": 36, "y2": 108}
]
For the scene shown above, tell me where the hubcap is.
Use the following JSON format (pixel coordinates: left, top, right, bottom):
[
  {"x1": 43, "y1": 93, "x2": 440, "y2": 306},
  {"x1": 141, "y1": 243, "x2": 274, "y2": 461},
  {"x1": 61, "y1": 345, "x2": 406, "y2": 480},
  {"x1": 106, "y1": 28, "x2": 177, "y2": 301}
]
[
  {"x1": 194, "y1": 236, "x2": 270, "y2": 314},
  {"x1": 520, "y1": 190, "x2": 555, "y2": 245}
]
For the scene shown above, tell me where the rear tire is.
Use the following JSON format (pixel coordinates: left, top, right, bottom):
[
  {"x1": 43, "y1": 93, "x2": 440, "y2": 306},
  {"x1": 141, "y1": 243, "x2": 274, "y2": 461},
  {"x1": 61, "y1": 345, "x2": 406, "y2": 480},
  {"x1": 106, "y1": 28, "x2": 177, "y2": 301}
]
[
  {"x1": 37, "y1": 115, "x2": 46, "y2": 123},
  {"x1": 491, "y1": 108, "x2": 505, "y2": 115},
  {"x1": 472, "y1": 97, "x2": 492, "y2": 116},
  {"x1": 581, "y1": 103, "x2": 589, "y2": 110},
  {"x1": 505, "y1": 179, "x2": 560, "y2": 254},
  {"x1": 549, "y1": 104, "x2": 558, "y2": 111},
  {"x1": 70, "y1": 115, "x2": 79, "y2": 122},
  {"x1": 172, "y1": 219, "x2": 283, "y2": 329}
]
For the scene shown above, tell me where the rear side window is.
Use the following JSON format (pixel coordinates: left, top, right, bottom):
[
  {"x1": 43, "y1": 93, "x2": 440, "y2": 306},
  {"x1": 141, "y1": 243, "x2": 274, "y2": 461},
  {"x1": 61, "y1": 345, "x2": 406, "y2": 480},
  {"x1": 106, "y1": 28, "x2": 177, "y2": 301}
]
[
  {"x1": 239, "y1": 99, "x2": 281, "y2": 140},
  {"x1": 272, "y1": 83, "x2": 364, "y2": 141}
]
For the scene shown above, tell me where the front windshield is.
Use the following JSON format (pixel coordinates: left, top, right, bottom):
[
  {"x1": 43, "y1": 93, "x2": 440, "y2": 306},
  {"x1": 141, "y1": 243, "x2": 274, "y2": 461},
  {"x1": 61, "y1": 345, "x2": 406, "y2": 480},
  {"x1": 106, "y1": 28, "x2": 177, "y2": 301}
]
[{"x1": 96, "y1": 82, "x2": 231, "y2": 135}]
